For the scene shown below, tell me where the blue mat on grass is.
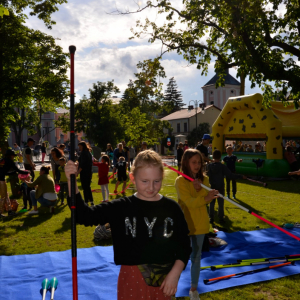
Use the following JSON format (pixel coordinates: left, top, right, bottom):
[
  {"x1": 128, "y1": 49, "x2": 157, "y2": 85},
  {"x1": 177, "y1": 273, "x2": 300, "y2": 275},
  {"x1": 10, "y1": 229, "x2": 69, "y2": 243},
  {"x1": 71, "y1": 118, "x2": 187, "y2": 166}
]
[{"x1": 1, "y1": 228, "x2": 300, "y2": 299}]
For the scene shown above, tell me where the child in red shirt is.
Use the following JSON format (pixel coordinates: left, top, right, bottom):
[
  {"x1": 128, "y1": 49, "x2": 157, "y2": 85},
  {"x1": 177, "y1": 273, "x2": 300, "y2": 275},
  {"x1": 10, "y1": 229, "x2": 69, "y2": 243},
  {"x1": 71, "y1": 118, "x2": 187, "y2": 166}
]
[{"x1": 93, "y1": 155, "x2": 110, "y2": 202}]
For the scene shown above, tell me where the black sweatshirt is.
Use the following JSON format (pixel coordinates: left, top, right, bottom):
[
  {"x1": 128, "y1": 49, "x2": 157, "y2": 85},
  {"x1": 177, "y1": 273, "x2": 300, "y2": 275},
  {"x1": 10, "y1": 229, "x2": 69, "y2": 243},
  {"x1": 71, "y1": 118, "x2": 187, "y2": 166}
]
[
  {"x1": 0, "y1": 158, "x2": 28, "y2": 181},
  {"x1": 68, "y1": 193, "x2": 192, "y2": 267},
  {"x1": 207, "y1": 162, "x2": 243, "y2": 190}
]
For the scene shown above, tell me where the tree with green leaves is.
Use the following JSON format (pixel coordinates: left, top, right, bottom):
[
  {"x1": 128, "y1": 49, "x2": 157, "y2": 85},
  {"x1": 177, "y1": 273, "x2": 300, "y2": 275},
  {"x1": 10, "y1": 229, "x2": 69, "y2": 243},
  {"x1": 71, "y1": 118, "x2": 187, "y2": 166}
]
[
  {"x1": 187, "y1": 122, "x2": 210, "y2": 147},
  {"x1": 120, "y1": 58, "x2": 166, "y2": 114},
  {"x1": 55, "y1": 81, "x2": 123, "y2": 150},
  {"x1": 0, "y1": 0, "x2": 68, "y2": 150},
  {"x1": 124, "y1": 107, "x2": 172, "y2": 148},
  {"x1": 163, "y1": 77, "x2": 184, "y2": 115},
  {"x1": 128, "y1": 0, "x2": 300, "y2": 107}
]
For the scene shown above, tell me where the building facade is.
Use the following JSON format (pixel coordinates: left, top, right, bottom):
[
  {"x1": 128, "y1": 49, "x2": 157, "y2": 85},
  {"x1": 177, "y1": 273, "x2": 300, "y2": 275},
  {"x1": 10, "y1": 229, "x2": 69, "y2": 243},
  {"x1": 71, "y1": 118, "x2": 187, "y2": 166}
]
[{"x1": 202, "y1": 69, "x2": 241, "y2": 110}]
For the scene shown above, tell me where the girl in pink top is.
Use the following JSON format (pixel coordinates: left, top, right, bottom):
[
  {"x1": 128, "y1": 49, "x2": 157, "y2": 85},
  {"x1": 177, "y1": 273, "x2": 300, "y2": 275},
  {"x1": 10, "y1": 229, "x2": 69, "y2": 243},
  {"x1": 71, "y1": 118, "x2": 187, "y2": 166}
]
[{"x1": 93, "y1": 155, "x2": 110, "y2": 202}]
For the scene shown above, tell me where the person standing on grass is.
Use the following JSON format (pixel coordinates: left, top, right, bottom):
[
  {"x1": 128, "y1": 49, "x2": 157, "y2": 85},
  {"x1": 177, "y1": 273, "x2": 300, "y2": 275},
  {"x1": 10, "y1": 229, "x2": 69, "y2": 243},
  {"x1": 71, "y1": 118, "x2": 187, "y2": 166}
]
[
  {"x1": 285, "y1": 145, "x2": 299, "y2": 180},
  {"x1": 177, "y1": 142, "x2": 184, "y2": 173},
  {"x1": 122, "y1": 140, "x2": 130, "y2": 170},
  {"x1": 76, "y1": 141, "x2": 94, "y2": 206},
  {"x1": 183, "y1": 140, "x2": 189, "y2": 152},
  {"x1": 22, "y1": 165, "x2": 57, "y2": 215},
  {"x1": 50, "y1": 147, "x2": 64, "y2": 184},
  {"x1": 208, "y1": 149, "x2": 246, "y2": 224},
  {"x1": 22, "y1": 138, "x2": 36, "y2": 181},
  {"x1": 141, "y1": 141, "x2": 148, "y2": 151},
  {"x1": 106, "y1": 143, "x2": 114, "y2": 167},
  {"x1": 93, "y1": 155, "x2": 110, "y2": 202},
  {"x1": 0, "y1": 150, "x2": 29, "y2": 218},
  {"x1": 58, "y1": 157, "x2": 68, "y2": 205},
  {"x1": 41, "y1": 142, "x2": 47, "y2": 163},
  {"x1": 196, "y1": 134, "x2": 212, "y2": 164},
  {"x1": 175, "y1": 149, "x2": 218, "y2": 300},
  {"x1": 65, "y1": 150, "x2": 191, "y2": 299},
  {"x1": 114, "y1": 156, "x2": 128, "y2": 194},
  {"x1": 223, "y1": 146, "x2": 243, "y2": 199},
  {"x1": 128, "y1": 145, "x2": 135, "y2": 170},
  {"x1": 112, "y1": 143, "x2": 125, "y2": 176}
]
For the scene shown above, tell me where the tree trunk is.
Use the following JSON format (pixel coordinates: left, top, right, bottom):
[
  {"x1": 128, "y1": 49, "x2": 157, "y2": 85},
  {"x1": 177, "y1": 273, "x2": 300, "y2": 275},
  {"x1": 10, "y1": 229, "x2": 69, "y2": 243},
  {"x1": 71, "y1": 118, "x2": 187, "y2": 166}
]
[{"x1": 240, "y1": 72, "x2": 245, "y2": 95}]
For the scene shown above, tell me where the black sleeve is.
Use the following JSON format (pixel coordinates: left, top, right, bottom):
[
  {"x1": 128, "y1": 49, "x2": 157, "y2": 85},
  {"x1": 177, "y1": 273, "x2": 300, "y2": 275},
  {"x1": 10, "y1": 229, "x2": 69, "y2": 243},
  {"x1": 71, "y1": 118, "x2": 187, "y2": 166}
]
[
  {"x1": 9, "y1": 160, "x2": 29, "y2": 175},
  {"x1": 67, "y1": 192, "x2": 115, "y2": 226},
  {"x1": 222, "y1": 165, "x2": 243, "y2": 180},
  {"x1": 174, "y1": 203, "x2": 192, "y2": 268}
]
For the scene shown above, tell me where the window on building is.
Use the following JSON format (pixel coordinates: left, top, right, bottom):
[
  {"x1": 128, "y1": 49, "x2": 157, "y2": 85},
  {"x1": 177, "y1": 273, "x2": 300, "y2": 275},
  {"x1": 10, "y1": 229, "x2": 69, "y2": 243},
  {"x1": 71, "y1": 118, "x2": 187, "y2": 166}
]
[
  {"x1": 184, "y1": 123, "x2": 187, "y2": 132},
  {"x1": 177, "y1": 123, "x2": 180, "y2": 132}
]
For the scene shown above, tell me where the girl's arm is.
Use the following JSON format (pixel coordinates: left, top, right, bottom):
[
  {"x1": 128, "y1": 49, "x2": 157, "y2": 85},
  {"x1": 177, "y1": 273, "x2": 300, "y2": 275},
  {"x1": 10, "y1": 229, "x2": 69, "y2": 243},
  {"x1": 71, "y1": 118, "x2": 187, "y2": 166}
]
[
  {"x1": 175, "y1": 177, "x2": 208, "y2": 208},
  {"x1": 65, "y1": 160, "x2": 112, "y2": 226},
  {"x1": 160, "y1": 260, "x2": 185, "y2": 297},
  {"x1": 160, "y1": 203, "x2": 191, "y2": 296},
  {"x1": 25, "y1": 176, "x2": 42, "y2": 188}
]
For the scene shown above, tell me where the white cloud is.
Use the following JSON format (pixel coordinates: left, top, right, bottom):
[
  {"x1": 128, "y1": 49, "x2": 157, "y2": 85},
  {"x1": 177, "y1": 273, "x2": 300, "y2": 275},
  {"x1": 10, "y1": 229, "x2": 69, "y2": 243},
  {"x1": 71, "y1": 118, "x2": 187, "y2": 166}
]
[{"x1": 24, "y1": 0, "x2": 264, "y2": 105}]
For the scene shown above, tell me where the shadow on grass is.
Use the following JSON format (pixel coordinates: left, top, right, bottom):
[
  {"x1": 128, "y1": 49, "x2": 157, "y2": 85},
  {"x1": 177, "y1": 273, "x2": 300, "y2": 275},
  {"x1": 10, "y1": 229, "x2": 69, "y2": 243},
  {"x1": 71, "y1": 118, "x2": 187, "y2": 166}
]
[
  {"x1": 54, "y1": 216, "x2": 71, "y2": 234},
  {"x1": 93, "y1": 237, "x2": 113, "y2": 247},
  {"x1": 241, "y1": 178, "x2": 300, "y2": 194}
]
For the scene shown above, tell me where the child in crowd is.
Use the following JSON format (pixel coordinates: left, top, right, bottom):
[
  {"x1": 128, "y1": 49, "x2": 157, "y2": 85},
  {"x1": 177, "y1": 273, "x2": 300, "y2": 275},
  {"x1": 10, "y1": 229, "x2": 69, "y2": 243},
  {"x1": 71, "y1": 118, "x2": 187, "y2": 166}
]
[
  {"x1": 208, "y1": 150, "x2": 246, "y2": 224},
  {"x1": 175, "y1": 149, "x2": 218, "y2": 300},
  {"x1": 114, "y1": 156, "x2": 128, "y2": 194},
  {"x1": 284, "y1": 146, "x2": 298, "y2": 180},
  {"x1": 93, "y1": 155, "x2": 110, "y2": 202},
  {"x1": 20, "y1": 182, "x2": 32, "y2": 211},
  {"x1": 177, "y1": 142, "x2": 184, "y2": 173},
  {"x1": 58, "y1": 157, "x2": 68, "y2": 205},
  {"x1": 223, "y1": 146, "x2": 243, "y2": 199},
  {"x1": 65, "y1": 150, "x2": 191, "y2": 299},
  {"x1": 41, "y1": 142, "x2": 46, "y2": 163}
]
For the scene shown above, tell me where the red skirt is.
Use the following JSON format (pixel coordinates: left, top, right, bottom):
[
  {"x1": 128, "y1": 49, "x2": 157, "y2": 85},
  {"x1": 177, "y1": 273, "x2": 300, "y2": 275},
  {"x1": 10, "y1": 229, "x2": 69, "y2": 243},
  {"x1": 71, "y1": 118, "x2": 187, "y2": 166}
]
[{"x1": 117, "y1": 265, "x2": 172, "y2": 300}]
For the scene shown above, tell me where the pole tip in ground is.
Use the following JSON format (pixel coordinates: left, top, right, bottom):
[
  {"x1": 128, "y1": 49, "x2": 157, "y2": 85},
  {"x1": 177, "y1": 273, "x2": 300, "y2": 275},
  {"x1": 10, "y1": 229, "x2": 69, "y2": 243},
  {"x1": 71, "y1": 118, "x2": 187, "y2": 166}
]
[{"x1": 69, "y1": 45, "x2": 76, "y2": 53}]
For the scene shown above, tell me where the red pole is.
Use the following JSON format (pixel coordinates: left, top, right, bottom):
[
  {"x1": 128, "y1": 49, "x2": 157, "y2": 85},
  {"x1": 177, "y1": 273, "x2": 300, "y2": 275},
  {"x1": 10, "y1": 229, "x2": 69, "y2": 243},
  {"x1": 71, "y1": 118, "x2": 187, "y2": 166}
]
[{"x1": 69, "y1": 45, "x2": 78, "y2": 300}]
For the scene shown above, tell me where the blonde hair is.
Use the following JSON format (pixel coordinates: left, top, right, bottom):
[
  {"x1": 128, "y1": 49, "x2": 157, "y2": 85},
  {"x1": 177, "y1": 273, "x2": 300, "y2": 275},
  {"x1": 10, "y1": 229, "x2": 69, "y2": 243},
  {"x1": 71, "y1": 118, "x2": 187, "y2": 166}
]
[
  {"x1": 119, "y1": 156, "x2": 125, "y2": 161},
  {"x1": 131, "y1": 150, "x2": 164, "y2": 177}
]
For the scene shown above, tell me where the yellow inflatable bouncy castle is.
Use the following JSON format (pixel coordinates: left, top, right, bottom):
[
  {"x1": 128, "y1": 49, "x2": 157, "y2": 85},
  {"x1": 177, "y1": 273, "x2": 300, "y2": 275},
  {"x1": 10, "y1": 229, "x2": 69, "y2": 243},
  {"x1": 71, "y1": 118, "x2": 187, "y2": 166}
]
[{"x1": 212, "y1": 93, "x2": 300, "y2": 178}]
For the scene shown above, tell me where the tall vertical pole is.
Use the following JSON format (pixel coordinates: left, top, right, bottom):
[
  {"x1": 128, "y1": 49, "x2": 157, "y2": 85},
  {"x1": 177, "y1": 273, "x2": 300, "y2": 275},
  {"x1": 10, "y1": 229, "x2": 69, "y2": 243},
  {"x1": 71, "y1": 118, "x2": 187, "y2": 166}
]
[
  {"x1": 195, "y1": 104, "x2": 198, "y2": 143},
  {"x1": 69, "y1": 45, "x2": 78, "y2": 300}
]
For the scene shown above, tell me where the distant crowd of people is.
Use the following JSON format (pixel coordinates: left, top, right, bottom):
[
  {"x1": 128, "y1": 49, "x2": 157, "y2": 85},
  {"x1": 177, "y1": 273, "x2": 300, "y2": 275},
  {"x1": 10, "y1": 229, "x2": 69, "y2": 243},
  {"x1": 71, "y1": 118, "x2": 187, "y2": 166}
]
[{"x1": 0, "y1": 138, "x2": 151, "y2": 218}]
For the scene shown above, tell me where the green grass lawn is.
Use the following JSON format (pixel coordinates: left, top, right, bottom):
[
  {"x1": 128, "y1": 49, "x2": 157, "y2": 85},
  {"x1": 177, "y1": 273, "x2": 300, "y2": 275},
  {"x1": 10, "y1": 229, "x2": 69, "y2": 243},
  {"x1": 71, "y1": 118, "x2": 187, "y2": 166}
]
[{"x1": 1, "y1": 169, "x2": 300, "y2": 299}]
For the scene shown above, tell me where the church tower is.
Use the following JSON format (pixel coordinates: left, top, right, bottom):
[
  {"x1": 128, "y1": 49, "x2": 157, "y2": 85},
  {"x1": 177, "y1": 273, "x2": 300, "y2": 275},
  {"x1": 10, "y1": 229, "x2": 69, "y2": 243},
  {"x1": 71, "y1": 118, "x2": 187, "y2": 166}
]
[{"x1": 201, "y1": 69, "x2": 241, "y2": 110}]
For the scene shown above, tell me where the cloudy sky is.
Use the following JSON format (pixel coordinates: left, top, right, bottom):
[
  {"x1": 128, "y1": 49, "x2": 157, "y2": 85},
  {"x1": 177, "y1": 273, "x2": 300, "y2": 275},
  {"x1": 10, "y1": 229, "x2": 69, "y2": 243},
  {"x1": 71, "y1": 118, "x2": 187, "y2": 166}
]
[{"x1": 25, "y1": 0, "x2": 263, "y2": 105}]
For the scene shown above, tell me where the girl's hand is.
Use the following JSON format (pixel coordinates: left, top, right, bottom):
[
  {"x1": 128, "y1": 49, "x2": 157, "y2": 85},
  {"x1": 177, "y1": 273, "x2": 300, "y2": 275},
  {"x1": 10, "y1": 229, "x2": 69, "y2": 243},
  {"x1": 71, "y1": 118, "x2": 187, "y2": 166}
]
[
  {"x1": 160, "y1": 272, "x2": 179, "y2": 297},
  {"x1": 204, "y1": 189, "x2": 219, "y2": 203},
  {"x1": 65, "y1": 161, "x2": 78, "y2": 180},
  {"x1": 192, "y1": 179, "x2": 202, "y2": 192}
]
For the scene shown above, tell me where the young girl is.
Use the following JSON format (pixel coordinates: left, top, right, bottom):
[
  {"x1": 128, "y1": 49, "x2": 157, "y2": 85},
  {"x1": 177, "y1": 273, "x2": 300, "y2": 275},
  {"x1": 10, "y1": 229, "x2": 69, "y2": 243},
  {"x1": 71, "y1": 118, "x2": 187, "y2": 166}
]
[
  {"x1": 65, "y1": 150, "x2": 191, "y2": 299},
  {"x1": 174, "y1": 149, "x2": 218, "y2": 300},
  {"x1": 93, "y1": 155, "x2": 110, "y2": 202}
]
